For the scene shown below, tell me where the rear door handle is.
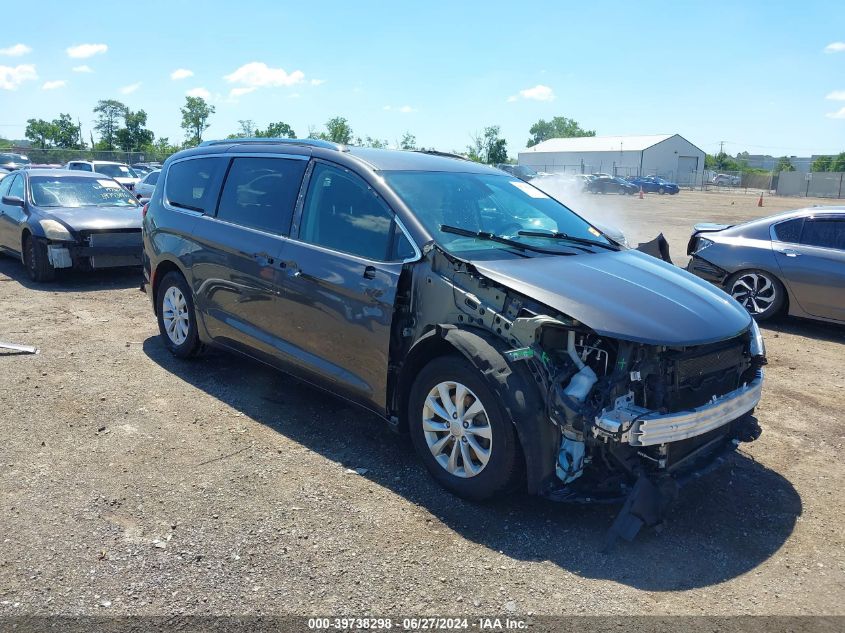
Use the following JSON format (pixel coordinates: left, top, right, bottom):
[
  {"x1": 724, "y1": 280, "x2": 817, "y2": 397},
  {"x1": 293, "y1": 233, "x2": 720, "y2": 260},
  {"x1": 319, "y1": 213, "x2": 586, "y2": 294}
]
[{"x1": 363, "y1": 265, "x2": 376, "y2": 280}]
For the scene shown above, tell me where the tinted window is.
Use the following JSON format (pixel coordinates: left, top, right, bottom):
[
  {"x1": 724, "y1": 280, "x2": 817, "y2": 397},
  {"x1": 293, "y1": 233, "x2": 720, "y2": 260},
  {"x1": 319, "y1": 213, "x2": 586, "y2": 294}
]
[
  {"x1": 773, "y1": 218, "x2": 803, "y2": 243},
  {"x1": 801, "y1": 219, "x2": 845, "y2": 250},
  {"x1": 299, "y1": 163, "x2": 396, "y2": 260},
  {"x1": 0, "y1": 174, "x2": 14, "y2": 197},
  {"x1": 8, "y1": 174, "x2": 24, "y2": 198},
  {"x1": 164, "y1": 158, "x2": 226, "y2": 213},
  {"x1": 70, "y1": 163, "x2": 92, "y2": 171},
  {"x1": 216, "y1": 157, "x2": 306, "y2": 234},
  {"x1": 145, "y1": 171, "x2": 160, "y2": 185},
  {"x1": 95, "y1": 164, "x2": 136, "y2": 178}
]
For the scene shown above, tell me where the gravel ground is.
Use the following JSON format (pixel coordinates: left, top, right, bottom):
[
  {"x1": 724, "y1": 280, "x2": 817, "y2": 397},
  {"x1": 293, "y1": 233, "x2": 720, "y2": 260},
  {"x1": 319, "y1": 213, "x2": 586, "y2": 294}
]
[{"x1": 0, "y1": 190, "x2": 843, "y2": 617}]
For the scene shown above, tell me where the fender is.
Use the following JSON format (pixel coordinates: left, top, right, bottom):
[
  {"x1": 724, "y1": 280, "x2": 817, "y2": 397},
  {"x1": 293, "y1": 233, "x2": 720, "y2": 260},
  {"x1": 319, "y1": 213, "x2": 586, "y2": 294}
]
[{"x1": 431, "y1": 324, "x2": 559, "y2": 494}]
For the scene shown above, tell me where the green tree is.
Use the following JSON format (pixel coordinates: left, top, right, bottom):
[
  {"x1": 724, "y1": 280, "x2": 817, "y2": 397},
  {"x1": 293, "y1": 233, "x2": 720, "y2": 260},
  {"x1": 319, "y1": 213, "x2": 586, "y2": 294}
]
[
  {"x1": 311, "y1": 116, "x2": 352, "y2": 144},
  {"x1": 180, "y1": 96, "x2": 215, "y2": 146},
  {"x1": 115, "y1": 109, "x2": 154, "y2": 151},
  {"x1": 830, "y1": 152, "x2": 845, "y2": 172},
  {"x1": 356, "y1": 136, "x2": 388, "y2": 148},
  {"x1": 811, "y1": 155, "x2": 833, "y2": 172},
  {"x1": 399, "y1": 132, "x2": 417, "y2": 150},
  {"x1": 93, "y1": 99, "x2": 128, "y2": 150},
  {"x1": 775, "y1": 156, "x2": 795, "y2": 172},
  {"x1": 467, "y1": 126, "x2": 508, "y2": 164},
  {"x1": 257, "y1": 121, "x2": 296, "y2": 138},
  {"x1": 25, "y1": 118, "x2": 57, "y2": 149},
  {"x1": 526, "y1": 116, "x2": 595, "y2": 147},
  {"x1": 50, "y1": 114, "x2": 83, "y2": 149}
]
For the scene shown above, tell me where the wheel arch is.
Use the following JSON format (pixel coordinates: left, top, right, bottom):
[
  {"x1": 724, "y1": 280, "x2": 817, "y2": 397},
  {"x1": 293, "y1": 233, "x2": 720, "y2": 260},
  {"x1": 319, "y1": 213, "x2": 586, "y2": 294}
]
[
  {"x1": 395, "y1": 324, "x2": 559, "y2": 494},
  {"x1": 151, "y1": 257, "x2": 189, "y2": 316}
]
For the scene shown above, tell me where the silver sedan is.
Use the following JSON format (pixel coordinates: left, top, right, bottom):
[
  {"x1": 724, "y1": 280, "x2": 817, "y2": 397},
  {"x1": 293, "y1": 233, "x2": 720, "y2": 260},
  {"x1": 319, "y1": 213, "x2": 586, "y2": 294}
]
[
  {"x1": 134, "y1": 169, "x2": 160, "y2": 199},
  {"x1": 686, "y1": 207, "x2": 845, "y2": 323}
]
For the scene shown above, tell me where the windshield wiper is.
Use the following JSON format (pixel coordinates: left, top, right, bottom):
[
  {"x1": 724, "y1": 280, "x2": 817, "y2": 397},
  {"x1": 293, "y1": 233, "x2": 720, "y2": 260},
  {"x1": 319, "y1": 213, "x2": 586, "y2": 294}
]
[
  {"x1": 439, "y1": 225, "x2": 574, "y2": 256},
  {"x1": 517, "y1": 229, "x2": 619, "y2": 251}
]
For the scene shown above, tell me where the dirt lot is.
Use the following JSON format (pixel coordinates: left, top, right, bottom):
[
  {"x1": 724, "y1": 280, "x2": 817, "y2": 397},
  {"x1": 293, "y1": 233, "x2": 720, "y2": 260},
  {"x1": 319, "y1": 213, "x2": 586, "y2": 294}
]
[{"x1": 0, "y1": 190, "x2": 843, "y2": 617}]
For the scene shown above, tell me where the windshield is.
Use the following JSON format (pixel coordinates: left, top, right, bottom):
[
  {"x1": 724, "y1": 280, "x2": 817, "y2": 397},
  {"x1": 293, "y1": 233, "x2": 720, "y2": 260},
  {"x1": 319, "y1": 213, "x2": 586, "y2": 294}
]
[
  {"x1": 384, "y1": 171, "x2": 610, "y2": 256},
  {"x1": 94, "y1": 164, "x2": 137, "y2": 179},
  {"x1": 30, "y1": 176, "x2": 140, "y2": 208}
]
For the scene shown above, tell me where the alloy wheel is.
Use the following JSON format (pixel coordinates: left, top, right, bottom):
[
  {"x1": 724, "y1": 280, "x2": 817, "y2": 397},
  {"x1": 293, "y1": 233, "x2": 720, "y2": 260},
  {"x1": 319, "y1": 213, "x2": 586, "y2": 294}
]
[
  {"x1": 162, "y1": 286, "x2": 190, "y2": 345},
  {"x1": 731, "y1": 272, "x2": 777, "y2": 315},
  {"x1": 422, "y1": 381, "x2": 492, "y2": 478}
]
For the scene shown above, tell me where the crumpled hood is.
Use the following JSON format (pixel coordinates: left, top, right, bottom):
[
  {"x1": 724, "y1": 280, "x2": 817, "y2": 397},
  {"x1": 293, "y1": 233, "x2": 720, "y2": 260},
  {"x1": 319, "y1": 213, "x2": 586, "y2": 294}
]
[
  {"x1": 471, "y1": 249, "x2": 751, "y2": 345},
  {"x1": 42, "y1": 205, "x2": 143, "y2": 232}
]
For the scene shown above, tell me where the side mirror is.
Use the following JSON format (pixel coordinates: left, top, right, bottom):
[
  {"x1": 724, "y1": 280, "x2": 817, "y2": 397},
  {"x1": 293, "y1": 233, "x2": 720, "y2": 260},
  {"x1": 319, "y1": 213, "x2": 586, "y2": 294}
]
[{"x1": 2, "y1": 195, "x2": 24, "y2": 207}]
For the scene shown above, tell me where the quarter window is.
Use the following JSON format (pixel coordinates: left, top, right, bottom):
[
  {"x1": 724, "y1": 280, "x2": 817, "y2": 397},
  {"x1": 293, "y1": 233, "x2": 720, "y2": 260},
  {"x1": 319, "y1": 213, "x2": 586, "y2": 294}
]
[
  {"x1": 800, "y1": 219, "x2": 845, "y2": 251},
  {"x1": 164, "y1": 157, "x2": 226, "y2": 213},
  {"x1": 299, "y1": 163, "x2": 398, "y2": 260},
  {"x1": 216, "y1": 157, "x2": 307, "y2": 234}
]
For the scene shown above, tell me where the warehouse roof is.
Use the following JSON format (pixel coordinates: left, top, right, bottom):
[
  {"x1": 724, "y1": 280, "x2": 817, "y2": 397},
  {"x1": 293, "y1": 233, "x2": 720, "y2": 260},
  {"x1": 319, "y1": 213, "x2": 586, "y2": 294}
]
[{"x1": 521, "y1": 134, "x2": 677, "y2": 153}]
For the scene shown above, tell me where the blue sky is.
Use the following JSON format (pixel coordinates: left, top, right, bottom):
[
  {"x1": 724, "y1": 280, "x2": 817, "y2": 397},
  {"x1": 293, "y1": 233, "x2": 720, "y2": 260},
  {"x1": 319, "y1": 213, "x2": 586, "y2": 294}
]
[{"x1": 1, "y1": 0, "x2": 844, "y2": 157}]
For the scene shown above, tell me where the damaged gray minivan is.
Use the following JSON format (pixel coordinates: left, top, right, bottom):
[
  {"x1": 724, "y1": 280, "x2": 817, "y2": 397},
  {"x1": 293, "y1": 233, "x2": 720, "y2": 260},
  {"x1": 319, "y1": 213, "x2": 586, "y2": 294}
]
[{"x1": 143, "y1": 139, "x2": 765, "y2": 540}]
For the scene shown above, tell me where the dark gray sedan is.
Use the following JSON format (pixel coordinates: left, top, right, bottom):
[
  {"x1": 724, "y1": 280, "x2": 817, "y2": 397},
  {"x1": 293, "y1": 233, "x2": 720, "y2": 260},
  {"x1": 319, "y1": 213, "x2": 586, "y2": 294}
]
[
  {"x1": 0, "y1": 169, "x2": 143, "y2": 281},
  {"x1": 687, "y1": 207, "x2": 845, "y2": 323}
]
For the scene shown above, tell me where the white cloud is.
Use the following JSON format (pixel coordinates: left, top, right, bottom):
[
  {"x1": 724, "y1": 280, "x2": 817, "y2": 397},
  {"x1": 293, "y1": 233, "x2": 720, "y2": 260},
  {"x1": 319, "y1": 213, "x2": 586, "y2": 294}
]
[
  {"x1": 0, "y1": 43, "x2": 31, "y2": 57},
  {"x1": 228, "y1": 86, "x2": 256, "y2": 98},
  {"x1": 171, "y1": 68, "x2": 193, "y2": 80},
  {"x1": 72, "y1": 65, "x2": 93, "y2": 73},
  {"x1": 398, "y1": 105, "x2": 415, "y2": 113},
  {"x1": 826, "y1": 106, "x2": 845, "y2": 119},
  {"x1": 824, "y1": 42, "x2": 845, "y2": 53},
  {"x1": 42, "y1": 80, "x2": 67, "y2": 90},
  {"x1": 120, "y1": 82, "x2": 141, "y2": 95},
  {"x1": 66, "y1": 43, "x2": 108, "y2": 59},
  {"x1": 508, "y1": 84, "x2": 555, "y2": 102},
  {"x1": 310, "y1": 78, "x2": 325, "y2": 86},
  {"x1": 186, "y1": 87, "x2": 211, "y2": 99},
  {"x1": 0, "y1": 64, "x2": 37, "y2": 90},
  {"x1": 224, "y1": 61, "x2": 305, "y2": 88},
  {"x1": 825, "y1": 90, "x2": 845, "y2": 101}
]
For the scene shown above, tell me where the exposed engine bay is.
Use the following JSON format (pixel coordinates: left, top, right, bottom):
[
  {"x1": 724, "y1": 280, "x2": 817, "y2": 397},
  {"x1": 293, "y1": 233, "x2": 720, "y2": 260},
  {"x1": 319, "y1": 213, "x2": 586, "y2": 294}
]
[{"x1": 399, "y1": 245, "x2": 766, "y2": 545}]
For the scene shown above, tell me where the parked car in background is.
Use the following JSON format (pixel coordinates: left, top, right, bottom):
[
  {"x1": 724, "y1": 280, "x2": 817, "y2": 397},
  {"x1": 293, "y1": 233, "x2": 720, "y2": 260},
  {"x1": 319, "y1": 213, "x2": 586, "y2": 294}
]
[
  {"x1": 586, "y1": 175, "x2": 638, "y2": 195},
  {"x1": 711, "y1": 173, "x2": 740, "y2": 186},
  {"x1": 0, "y1": 169, "x2": 143, "y2": 281},
  {"x1": 65, "y1": 160, "x2": 141, "y2": 193},
  {"x1": 628, "y1": 175, "x2": 680, "y2": 195},
  {"x1": 21, "y1": 163, "x2": 63, "y2": 170},
  {"x1": 143, "y1": 138, "x2": 765, "y2": 539},
  {"x1": 130, "y1": 164, "x2": 153, "y2": 177},
  {"x1": 134, "y1": 169, "x2": 160, "y2": 199},
  {"x1": 0, "y1": 152, "x2": 31, "y2": 170},
  {"x1": 687, "y1": 207, "x2": 845, "y2": 323}
]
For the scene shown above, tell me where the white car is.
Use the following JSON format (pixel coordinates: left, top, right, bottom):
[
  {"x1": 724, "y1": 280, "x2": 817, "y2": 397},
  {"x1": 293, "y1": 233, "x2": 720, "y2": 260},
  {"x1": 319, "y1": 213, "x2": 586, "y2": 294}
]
[
  {"x1": 65, "y1": 160, "x2": 141, "y2": 192},
  {"x1": 711, "y1": 173, "x2": 740, "y2": 186},
  {"x1": 134, "y1": 169, "x2": 160, "y2": 199}
]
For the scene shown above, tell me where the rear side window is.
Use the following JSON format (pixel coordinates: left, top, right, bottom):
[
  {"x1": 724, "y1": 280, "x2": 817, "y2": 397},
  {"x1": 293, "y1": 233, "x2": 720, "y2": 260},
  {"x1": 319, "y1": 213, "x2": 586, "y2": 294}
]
[
  {"x1": 69, "y1": 163, "x2": 92, "y2": 171},
  {"x1": 773, "y1": 218, "x2": 803, "y2": 243},
  {"x1": 164, "y1": 157, "x2": 226, "y2": 213},
  {"x1": 299, "y1": 163, "x2": 397, "y2": 260},
  {"x1": 145, "y1": 172, "x2": 160, "y2": 185},
  {"x1": 800, "y1": 219, "x2": 845, "y2": 251},
  {"x1": 216, "y1": 157, "x2": 307, "y2": 234}
]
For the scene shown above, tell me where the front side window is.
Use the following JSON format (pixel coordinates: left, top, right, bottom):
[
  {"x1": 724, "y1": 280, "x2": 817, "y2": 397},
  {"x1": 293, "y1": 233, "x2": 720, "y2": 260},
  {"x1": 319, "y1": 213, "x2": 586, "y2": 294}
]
[
  {"x1": 29, "y1": 176, "x2": 139, "y2": 208},
  {"x1": 384, "y1": 171, "x2": 610, "y2": 257},
  {"x1": 800, "y1": 219, "x2": 845, "y2": 251},
  {"x1": 8, "y1": 174, "x2": 24, "y2": 199},
  {"x1": 216, "y1": 157, "x2": 307, "y2": 234},
  {"x1": 164, "y1": 158, "x2": 226, "y2": 213},
  {"x1": 299, "y1": 163, "x2": 399, "y2": 260},
  {"x1": 0, "y1": 174, "x2": 16, "y2": 197}
]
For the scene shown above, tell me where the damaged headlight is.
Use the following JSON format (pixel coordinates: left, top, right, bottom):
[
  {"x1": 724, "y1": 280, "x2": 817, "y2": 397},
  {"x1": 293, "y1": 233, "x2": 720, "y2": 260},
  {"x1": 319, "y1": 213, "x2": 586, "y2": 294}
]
[
  {"x1": 39, "y1": 219, "x2": 73, "y2": 242},
  {"x1": 749, "y1": 318, "x2": 765, "y2": 357}
]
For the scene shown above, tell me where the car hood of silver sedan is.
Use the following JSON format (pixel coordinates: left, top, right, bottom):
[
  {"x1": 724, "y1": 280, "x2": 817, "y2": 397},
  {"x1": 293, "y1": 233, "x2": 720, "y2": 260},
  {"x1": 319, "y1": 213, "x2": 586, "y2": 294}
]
[
  {"x1": 41, "y1": 205, "x2": 143, "y2": 232},
  {"x1": 471, "y1": 249, "x2": 752, "y2": 346}
]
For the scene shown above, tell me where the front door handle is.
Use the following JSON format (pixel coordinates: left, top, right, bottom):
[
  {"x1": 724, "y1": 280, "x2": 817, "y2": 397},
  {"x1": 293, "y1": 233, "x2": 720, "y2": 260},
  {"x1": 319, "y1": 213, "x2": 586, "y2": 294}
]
[
  {"x1": 780, "y1": 248, "x2": 801, "y2": 258},
  {"x1": 252, "y1": 251, "x2": 274, "y2": 265},
  {"x1": 363, "y1": 265, "x2": 376, "y2": 280}
]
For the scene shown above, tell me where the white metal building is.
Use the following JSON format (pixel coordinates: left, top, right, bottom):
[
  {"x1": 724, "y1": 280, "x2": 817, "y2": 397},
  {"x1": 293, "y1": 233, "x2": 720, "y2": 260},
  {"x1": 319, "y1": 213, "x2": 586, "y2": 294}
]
[{"x1": 518, "y1": 134, "x2": 706, "y2": 185}]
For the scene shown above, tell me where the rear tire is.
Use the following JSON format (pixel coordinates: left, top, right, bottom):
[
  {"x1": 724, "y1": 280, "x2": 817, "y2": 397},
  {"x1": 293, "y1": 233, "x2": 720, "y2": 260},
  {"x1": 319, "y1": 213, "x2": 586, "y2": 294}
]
[
  {"x1": 23, "y1": 235, "x2": 56, "y2": 282},
  {"x1": 726, "y1": 270, "x2": 785, "y2": 321},
  {"x1": 658, "y1": 187, "x2": 666, "y2": 195},
  {"x1": 408, "y1": 355, "x2": 521, "y2": 501},
  {"x1": 156, "y1": 271, "x2": 203, "y2": 358}
]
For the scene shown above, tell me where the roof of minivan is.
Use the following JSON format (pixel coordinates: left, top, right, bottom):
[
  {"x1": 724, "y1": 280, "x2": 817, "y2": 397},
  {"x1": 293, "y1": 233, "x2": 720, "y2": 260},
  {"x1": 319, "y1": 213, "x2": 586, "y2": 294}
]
[{"x1": 346, "y1": 147, "x2": 499, "y2": 173}]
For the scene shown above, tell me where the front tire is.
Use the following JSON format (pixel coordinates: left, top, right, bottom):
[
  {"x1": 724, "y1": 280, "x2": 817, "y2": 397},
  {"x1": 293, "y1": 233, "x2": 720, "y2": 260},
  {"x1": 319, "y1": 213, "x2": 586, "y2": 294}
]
[
  {"x1": 658, "y1": 187, "x2": 666, "y2": 195},
  {"x1": 23, "y1": 235, "x2": 56, "y2": 282},
  {"x1": 156, "y1": 271, "x2": 203, "y2": 357},
  {"x1": 408, "y1": 355, "x2": 521, "y2": 501},
  {"x1": 727, "y1": 270, "x2": 785, "y2": 321}
]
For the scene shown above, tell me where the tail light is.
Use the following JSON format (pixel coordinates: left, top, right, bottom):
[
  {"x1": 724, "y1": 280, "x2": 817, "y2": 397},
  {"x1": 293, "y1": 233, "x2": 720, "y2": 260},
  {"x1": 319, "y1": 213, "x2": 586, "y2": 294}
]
[{"x1": 142, "y1": 202, "x2": 149, "y2": 219}]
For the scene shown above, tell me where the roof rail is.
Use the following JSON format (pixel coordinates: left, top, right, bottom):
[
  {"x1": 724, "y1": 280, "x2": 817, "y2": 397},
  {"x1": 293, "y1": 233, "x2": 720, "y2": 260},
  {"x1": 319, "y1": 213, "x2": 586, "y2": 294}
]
[
  {"x1": 412, "y1": 149, "x2": 471, "y2": 162},
  {"x1": 200, "y1": 138, "x2": 345, "y2": 151}
]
